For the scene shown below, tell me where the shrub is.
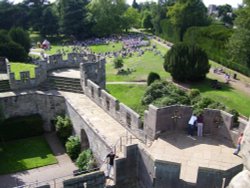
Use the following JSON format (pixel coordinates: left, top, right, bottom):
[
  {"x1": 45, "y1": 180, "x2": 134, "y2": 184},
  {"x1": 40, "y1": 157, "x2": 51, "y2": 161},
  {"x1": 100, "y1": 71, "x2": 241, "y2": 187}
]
[
  {"x1": 147, "y1": 72, "x2": 161, "y2": 86},
  {"x1": 65, "y1": 136, "x2": 81, "y2": 160},
  {"x1": 0, "y1": 42, "x2": 27, "y2": 62},
  {"x1": 76, "y1": 149, "x2": 95, "y2": 172},
  {"x1": 141, "y1": 81, "x2": 168, "y2": 105},
  {"x1": 229, "y1": 109, "x2": 239, "y2": 126},
  {"x1": 188, "y1": 89, "x2": 201, "y2": 100},
  {"x1": 0, "y1": 114, "x2": 43, "y2": 141},
  {"x1": 55, "y1": 115, "x2": 72, "y2": 144},
  {"x1": 9, "y1": 27, "x2": 31, "y2": 53},
  {"x1": 113, "y1": 56, "x2": 124, "y2": 70},
  {"x1": 164, "y1": 42, "x2": 210, "y2": 82}
]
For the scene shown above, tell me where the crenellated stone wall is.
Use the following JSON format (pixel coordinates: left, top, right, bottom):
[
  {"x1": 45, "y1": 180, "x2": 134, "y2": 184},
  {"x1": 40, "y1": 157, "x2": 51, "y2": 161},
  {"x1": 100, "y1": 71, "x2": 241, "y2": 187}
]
[
  {"x1": 6, "y1": 52, "x2": 104, "y2": 91},
  {"x1": 0, "y1": 57, "x2": 7, "y2": 72}
]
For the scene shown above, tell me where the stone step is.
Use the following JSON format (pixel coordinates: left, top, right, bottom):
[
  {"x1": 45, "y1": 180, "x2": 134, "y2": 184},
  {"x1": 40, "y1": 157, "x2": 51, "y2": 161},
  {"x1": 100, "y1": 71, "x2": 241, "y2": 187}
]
[
  {"x1": 0, "y1": 80, "x2": 11, "y2": 92},
  {"x1": 39, "y1": 76, "x2": 83, "y2": 94}
]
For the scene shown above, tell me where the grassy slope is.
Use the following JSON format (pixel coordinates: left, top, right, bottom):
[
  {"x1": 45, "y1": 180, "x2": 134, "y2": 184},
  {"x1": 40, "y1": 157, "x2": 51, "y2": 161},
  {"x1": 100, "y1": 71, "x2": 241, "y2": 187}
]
[
  {"x1": 10, "y1": 63, "x2": 37, "y2": 80},
  {"x1": 0, "y1": 136, "x2": 57, "y2": 174},
  {"x1": 106, "y1": 51, "x2": 170, "y2": 82},
  {"x1": 106, "y1": 84, "x2": 147, "y2": 115}
]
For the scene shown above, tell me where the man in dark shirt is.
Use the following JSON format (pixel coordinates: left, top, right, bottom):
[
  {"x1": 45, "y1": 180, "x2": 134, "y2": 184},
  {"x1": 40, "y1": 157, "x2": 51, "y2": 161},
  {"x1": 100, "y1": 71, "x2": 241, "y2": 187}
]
[{"x1": 105, "y1": 151, "x2": 118, "y2": 178}]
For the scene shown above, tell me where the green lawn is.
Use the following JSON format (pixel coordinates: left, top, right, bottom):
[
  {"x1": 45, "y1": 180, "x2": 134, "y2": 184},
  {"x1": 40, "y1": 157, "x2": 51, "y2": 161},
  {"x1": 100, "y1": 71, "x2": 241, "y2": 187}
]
[
  {"x1": 0, "y1": 136, "x2": 57, "y2": 174},
  {"x1": 106, "y1": 84, "x2": 147, "y2": 116},
  {"x1": 90, "y1": 42, "x2": 123, "y2": 53},
  {"x1": 10, "y1": 63, "x2": 37, "y2": 80},
  {"x1": 46, "y1": 45, "x2": 73, "y2": 55},
  {"x1": 106, "y1": 51, "x2": 170, "y2": 82},
  {"x1": 190, "y1": 78, "x2": 250, "y2": 117}
]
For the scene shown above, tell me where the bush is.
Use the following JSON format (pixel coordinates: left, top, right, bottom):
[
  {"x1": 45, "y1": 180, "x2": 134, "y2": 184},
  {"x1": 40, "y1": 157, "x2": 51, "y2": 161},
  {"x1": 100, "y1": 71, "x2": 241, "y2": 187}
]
[
  {"x1": 141, "y1": 80, "x2": 168, "y2": 105},
  {"x1": 164, "y1": 42, "x2": 210, "y2": 82},
  {"x1": 9, "y1": 27, "x2": 31, "y2": 53},
  {"x1": 76, "y1": 149, "x2": 95, "y2": 172},
  {"x1": 55, "y1": 115, "x2": 72, "y2": 144},
  {"x1": 113, "y1": 56, "x2": 124, "y2": 70},
  {"x1": 147, "y1": 72, "x2": 161, "y2": 86},
  {"x1": 188, "y1": 89, "x2": 201, "y2": 100},
  {"x1": 0, "y1": 42, "x2": 28, "y2": 62},
  {"x1": 0, "y1": 114, "x2": 43, "y2": 141},
  {"x1": 65, "y1": 136, "x2": 81, "y2": 160},
  {"x1": 229, "y1": 109, "x2": 239, "y2": 126}
]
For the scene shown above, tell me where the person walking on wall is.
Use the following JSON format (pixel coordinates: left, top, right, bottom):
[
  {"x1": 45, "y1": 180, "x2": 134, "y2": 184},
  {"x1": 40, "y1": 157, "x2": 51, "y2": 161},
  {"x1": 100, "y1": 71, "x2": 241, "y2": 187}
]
[
  {"x1": 197, "y1": 113, "x2": 204, "y2": 137},
  {"x1": 105, "y1": 151, "x2": 118, "y2": 178},
  {"x1": 233, "y1": 133, "x2": 244, "y2": 155},
  {"x1": 188, "y1": 113, "x2": 197, "y2": 136}
]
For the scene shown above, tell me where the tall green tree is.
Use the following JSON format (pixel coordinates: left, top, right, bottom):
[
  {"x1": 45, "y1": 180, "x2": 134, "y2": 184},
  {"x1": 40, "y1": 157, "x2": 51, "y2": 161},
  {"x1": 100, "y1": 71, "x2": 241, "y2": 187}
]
[
  {"x1": 0, "y1": 1, "x2": 29, "y2": 30},
  {"x1": 167, "y1": 0, "x2": 209, "y2": 41},
  {"x1": 9, "y1": 27, "x2": 31, "y2": 53},
  {"x1": 23, "y1": 0, "x2": 50, "y2": 31},
  {"x1": 164, "y1": 42, "x2": 210, "y2": 82},
  {"x1": 122, "y1": 7, "x2": 140, "y2": 30},
  {"x1": 40, "y1": 5, "x2": 59, "y2": 36},
  {"x1": 88, "y1": 0, "x2": 127, "y2": 36},
  {"x1": 228, "y1": 0, "x2": 250, "y2": 70},
  {"x1": 59, "y1": 0, "x2": 91, "y2": 39}
]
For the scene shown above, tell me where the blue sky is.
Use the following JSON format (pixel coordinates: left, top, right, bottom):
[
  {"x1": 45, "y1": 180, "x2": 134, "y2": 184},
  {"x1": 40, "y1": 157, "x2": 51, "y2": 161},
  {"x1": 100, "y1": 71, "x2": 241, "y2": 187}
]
[{"x1": 11, "y1": 0, "x2": 243, "y2": 8}]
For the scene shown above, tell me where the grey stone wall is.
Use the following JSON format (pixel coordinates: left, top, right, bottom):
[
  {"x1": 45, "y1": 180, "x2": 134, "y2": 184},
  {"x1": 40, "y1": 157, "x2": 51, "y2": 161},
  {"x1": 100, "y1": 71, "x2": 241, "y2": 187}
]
[
  {"x1": 154, "y1": 160, "x2": 181, "y2": 188},
  {"x1": 65, "y1": 100, "x2": 112, "y2": 164},
  {"x1": 0, "y1": 57, "x2": 7, "y2": 72},
  {"x1": 137, "y1": 146, "x2": 155, "y2": 188},
  {"x1": 63, "y1": 171, "x2": 105, "y2": 188},
  {"x1": 6, "y1": 52, "x2": 103, "y2": 91},
  {"x1": 0, "y1": 92, "x2": 65, "y2": 131},
  {"x1": 115, "y1": 144, "x2": 138, "y2": 188},
  {"x1": 81, "y1": 79, "x2": 145, "y2": 142},
  {"x1": 144, "y1": 105, "x2": 192, "y2": 140},
  {"x1": 197, "y1": 164, "x2": 243, "y2": 188}
]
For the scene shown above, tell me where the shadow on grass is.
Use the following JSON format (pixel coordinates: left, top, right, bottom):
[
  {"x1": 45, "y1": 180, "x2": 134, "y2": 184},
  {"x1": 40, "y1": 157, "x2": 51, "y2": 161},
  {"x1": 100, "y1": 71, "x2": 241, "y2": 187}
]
[
  {"x1": 174, "y1": 78, "x2": 235, "y2": 93},
  {"x1": 0, "y1": 136, "x2": 57, "y2": 175}
]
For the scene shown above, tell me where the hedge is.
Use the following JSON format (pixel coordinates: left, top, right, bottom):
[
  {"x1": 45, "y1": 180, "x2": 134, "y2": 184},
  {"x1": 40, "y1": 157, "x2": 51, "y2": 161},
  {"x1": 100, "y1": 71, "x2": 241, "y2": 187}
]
[{"x1": 0, "y1": 114, "x2": 44, "y2": 141}]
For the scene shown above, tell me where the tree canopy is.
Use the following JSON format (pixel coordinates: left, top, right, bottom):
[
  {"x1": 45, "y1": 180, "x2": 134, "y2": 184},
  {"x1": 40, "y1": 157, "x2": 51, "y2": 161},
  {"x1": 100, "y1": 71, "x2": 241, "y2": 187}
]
[
  {"x1": 164, "y1": 42, "x2": 210, "y2": 82},
  {"x1": 167, "y1": 0, "x2": 209, "y2": 41},
  {"x1": 228, "y1": 0, "x2": 250, "y2": 69}
]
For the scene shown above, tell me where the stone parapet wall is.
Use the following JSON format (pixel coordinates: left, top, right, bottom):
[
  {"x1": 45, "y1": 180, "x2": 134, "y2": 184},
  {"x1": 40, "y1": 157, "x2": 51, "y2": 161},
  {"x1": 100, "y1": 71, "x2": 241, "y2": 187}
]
[
  {"x1": 6, "y1": 52, "x2": 104, "y2": 91},
  {"x1": 81, "y1": 79, "x2": 145, "y2": 142},
  {"x1": 0, "y1": 91, "x2": 65, "y2": 131},
  {"x1": 0, "y1": 57, "x2": 7, "y2": 72},
  {"x1": 63, "y1": 171, "x2": 105, "y2": 188}
]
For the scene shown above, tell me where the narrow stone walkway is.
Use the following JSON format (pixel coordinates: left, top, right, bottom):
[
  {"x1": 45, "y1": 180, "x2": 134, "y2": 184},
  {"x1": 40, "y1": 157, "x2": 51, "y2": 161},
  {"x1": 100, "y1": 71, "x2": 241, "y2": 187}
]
[{"x1": 0, "y1": 133, "x2": 77, "y2": 188}]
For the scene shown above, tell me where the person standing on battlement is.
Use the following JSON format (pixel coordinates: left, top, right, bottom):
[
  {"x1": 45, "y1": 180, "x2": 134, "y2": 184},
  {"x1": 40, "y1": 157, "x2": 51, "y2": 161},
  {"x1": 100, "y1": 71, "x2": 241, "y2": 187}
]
[
  {"x1": 105, "y1": 151, "x2": 118, "y2": 179},
  {"x1": 188, "y1": 113, "x2": 197, "y2": 137},
  {"x1": 233, "y1": 133, "x2": 243, "y2": 155}
]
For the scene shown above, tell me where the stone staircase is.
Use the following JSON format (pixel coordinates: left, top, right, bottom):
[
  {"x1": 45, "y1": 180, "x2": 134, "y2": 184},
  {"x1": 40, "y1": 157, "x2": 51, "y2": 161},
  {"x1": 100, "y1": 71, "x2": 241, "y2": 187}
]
[
  {"x1": 0, "y1": 80, "x2": 11, "y2": 92},
  {"x1": 40, "y1": 76, "x2": 83, "y2": 93}
]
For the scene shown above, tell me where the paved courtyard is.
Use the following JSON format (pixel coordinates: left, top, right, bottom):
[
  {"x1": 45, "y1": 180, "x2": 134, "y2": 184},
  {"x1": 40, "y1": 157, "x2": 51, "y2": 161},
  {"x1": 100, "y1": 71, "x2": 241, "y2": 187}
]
[{"x1": 147, "y1": 133, "x2": 242, "y2": 183}]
